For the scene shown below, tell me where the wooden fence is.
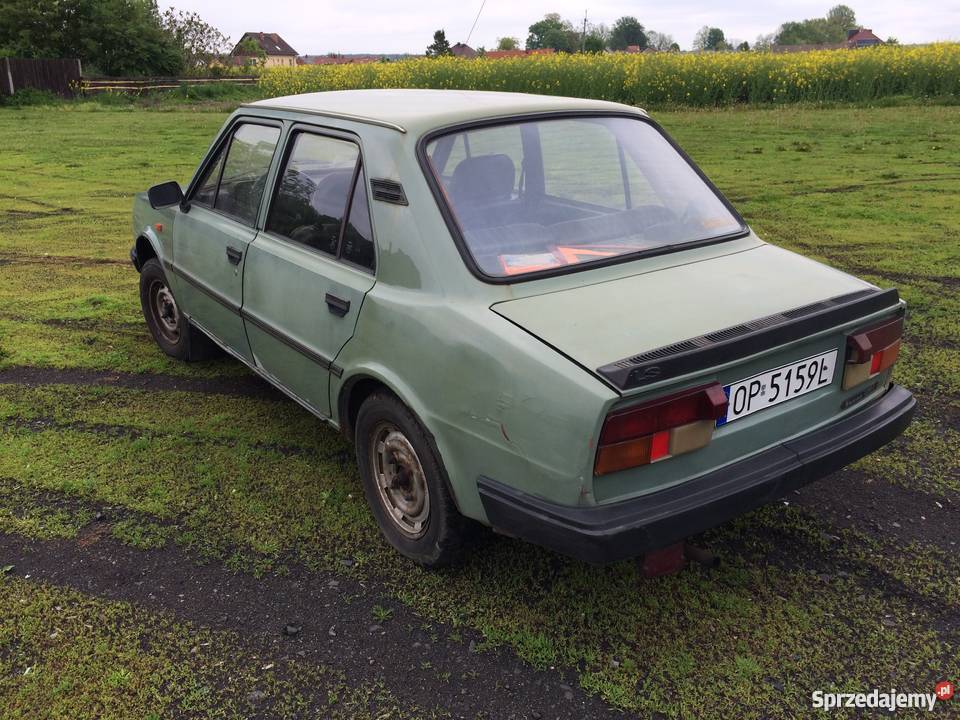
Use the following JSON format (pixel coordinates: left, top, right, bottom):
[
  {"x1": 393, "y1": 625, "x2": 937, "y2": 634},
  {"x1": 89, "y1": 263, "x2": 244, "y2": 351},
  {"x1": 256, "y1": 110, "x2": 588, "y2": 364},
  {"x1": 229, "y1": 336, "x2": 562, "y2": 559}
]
[
  {"x1": 1, "y1": 58, "x2": 82, "y2": 96},
  {"x1": 0, "y1": 59, "x2": 257, "y2": 97},
  {"x1": 81, "y1": 76, "x2": 258, "y2": 93}
]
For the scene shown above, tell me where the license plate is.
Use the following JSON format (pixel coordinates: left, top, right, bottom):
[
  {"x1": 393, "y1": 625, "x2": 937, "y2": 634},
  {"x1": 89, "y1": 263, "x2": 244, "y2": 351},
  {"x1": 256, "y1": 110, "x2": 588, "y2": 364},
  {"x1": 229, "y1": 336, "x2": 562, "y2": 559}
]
[{"x1": 716, "y1": 349, "x2": 838, "y2": 426}]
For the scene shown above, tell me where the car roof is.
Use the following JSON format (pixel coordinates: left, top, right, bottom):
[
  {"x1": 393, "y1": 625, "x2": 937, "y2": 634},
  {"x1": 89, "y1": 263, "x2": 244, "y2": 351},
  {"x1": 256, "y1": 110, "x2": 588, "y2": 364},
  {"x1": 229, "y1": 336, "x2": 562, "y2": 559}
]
[{"x1": 245, "y1": 89, "x2": 646, "y2": 134}]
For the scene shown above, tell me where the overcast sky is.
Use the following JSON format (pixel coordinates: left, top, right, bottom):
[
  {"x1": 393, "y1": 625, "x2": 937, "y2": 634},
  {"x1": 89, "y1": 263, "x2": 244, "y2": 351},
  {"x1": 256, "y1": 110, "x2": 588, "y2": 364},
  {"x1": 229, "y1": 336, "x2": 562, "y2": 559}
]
[{"x1": 182, "y1": 1, "x2": 959, "y2": 55}]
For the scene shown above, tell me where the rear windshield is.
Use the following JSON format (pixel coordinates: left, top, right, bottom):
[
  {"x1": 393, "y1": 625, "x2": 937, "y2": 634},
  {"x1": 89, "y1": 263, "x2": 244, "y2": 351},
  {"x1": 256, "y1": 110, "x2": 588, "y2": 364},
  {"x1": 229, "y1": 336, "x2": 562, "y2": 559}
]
[{"x1": 425, "y1": 116, "x2": 744, "y2": 279}]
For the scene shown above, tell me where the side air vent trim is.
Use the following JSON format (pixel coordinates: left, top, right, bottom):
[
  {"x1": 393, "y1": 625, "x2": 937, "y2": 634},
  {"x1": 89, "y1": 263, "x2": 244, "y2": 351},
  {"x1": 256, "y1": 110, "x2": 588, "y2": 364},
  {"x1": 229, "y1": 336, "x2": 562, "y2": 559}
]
[
  {"x1": 370, "y1": 178, "x2": 409, "y2": 206},
  {"x1": 597, "y1": 288, "x2": 900, "y2": 391}
]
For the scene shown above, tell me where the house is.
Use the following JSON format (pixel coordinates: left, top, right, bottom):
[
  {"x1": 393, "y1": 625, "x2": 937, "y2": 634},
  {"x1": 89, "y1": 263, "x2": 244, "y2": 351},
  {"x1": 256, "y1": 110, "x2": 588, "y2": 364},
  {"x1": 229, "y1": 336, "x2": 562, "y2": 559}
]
[
  {"x1": 625, "y1": 45, "x2": 642, "y2": 53},
  {"x1": 231, "y1": 32, "x2": 299, "y2": 68},
  {"x1": 484, "y1": 48, "x2": 555, "y2": 60},
  {"x1": 450, "y1": 43, "x2": 477, "y2": 59},
  {"x1": 299, "y1": 54, "x2": 380, "y2": 65},
  {"x1": 772, "y1": 28, "x2": 884, "y2": 53},
  {"x1": 846, "y1": 28, "x2": 883, "y2": 48}
]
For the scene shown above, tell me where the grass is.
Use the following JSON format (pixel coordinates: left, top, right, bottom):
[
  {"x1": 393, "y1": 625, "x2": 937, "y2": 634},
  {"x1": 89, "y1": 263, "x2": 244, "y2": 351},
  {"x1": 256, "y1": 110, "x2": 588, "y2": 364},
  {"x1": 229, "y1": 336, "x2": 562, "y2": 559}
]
[
  {"x1": 0, "y1": 102, "x2": 958, "y2": 718},
  {"x1": 0, "y1": 576, "x2": 440, "y2": 719}
]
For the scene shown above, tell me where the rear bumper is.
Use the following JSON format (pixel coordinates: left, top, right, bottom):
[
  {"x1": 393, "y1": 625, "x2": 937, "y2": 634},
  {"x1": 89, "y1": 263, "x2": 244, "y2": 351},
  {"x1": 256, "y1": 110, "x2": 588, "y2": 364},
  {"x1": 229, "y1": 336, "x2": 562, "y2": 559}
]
[{"x1": 478, "y1": 383, "x2": 915, "y2": 564}]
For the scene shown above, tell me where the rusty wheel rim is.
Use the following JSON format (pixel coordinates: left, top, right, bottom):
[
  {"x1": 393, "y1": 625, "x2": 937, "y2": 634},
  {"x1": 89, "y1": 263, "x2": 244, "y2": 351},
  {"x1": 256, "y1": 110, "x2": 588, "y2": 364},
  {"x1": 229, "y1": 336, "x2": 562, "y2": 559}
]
[
  {"x1": 149, "y1": 278, "x2": 180, "y2": 344},
  {"x1": 369, "y1": 422, "x2": 430, "y2": 539}
]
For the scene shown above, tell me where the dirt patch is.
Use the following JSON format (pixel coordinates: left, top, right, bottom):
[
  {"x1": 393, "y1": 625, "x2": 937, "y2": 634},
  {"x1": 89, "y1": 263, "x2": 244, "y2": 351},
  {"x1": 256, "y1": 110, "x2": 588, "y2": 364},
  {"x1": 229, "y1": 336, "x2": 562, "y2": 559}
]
[
  {"x1": 2, "y1": 414, "x2": 344, "y2": 462},
  {"x1": 0, "y1": 252, "x2": 130, "y2": 267},
  {"x1": 0, "y1": 531, "x2": 635, "y2": 720},
  {"x1": 0, "y1": 365, "x2": 284, "y2": 400},
  {"x1": 792, "y1": 467, "x2": 958, "y2": 553}
]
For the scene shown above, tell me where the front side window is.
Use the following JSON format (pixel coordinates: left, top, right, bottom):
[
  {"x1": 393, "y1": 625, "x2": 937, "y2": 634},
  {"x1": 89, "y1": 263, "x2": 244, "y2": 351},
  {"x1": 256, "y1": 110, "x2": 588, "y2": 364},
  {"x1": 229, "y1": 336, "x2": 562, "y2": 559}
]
[
  {"x1": 425, "y1": 116, "x2": 744, "y2": 279},
  {"x1": 192, "y1": 123, "x2": 280, "y2": 226},
  {"x1": 266, "y1": 132, "x2": 375, "y2": 271}
]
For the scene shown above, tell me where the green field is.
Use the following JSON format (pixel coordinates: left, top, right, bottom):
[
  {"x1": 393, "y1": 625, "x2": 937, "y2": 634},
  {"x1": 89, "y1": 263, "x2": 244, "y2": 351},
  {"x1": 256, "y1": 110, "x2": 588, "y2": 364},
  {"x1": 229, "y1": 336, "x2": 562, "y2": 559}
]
[{"x1": 1, "y1": 102, "x2": 958, "y2": 719}]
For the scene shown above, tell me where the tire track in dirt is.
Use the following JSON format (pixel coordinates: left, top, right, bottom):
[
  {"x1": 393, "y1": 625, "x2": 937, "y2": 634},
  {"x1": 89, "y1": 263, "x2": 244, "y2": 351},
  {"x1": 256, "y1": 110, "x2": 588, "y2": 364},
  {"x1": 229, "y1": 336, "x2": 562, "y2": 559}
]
[
  {"x1": 0, "y1": 252, "x2": 130, "y2": 267},
  {"x1": 2, "y1": 415, "x2": 349, "y2": 463},
  {"x1": 0, "y1": 531, "x2": 636, "y2": 720},
  {"x1": 0, "y1": 365, "x2": 284, "y2": 399}
]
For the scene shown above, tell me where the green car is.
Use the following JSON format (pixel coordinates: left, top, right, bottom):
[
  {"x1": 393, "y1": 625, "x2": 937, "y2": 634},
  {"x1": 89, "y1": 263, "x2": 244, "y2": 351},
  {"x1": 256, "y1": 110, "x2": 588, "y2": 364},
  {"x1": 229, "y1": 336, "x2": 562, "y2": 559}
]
[{"x1": 131, "y1": 89, "x2": 915, "y2": 567}]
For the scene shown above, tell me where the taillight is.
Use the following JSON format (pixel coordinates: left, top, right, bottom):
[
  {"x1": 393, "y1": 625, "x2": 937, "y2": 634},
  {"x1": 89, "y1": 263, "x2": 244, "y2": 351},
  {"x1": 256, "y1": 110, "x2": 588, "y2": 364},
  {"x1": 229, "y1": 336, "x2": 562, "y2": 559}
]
[
  {"x1": 843, "y1": 314, "x2": 903, "y2": 390},
  {"x1": 595, "y1": 383, "x2": 727, "y2": 475}
]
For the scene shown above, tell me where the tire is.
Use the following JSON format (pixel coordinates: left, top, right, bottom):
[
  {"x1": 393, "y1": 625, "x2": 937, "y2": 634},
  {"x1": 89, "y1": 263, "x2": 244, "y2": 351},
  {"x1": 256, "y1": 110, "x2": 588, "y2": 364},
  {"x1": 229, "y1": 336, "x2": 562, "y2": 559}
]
[
  {"x1": 139, "y1": 258, "x2": 221, "y2": 362},
  {"x1": 355, "y1": 392, "x2": 469, "y2": 567}
]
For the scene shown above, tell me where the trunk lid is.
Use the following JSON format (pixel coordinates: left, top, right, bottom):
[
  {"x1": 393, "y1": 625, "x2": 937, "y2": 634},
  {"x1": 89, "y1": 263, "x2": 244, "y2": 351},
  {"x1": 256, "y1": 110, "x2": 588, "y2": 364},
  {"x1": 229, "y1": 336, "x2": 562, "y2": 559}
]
[{"x1": 491, "y1": 243, "x2": 875, "y2": 392}]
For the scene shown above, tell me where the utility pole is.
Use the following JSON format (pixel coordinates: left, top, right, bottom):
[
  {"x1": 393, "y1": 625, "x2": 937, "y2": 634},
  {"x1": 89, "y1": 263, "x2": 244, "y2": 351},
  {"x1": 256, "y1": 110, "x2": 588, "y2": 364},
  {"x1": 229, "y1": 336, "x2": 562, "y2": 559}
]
[{"x1": 581, "y1": 10, "x2": 588, "y2": 52}]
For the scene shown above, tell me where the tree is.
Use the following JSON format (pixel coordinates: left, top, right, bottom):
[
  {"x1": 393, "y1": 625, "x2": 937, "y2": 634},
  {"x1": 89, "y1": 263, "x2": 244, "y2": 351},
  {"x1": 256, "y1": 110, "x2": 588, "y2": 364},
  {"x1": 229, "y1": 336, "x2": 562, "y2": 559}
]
[
  {"x1": 754, "y1": 33, "x2": 775, "y2": 51},
  {"x1": 826, "y1": 5, "x2": 857, "y2": 33},
  {"x1": 885, "y1": 36, "x2": 899, "y2": 45},
  {"x1": 426, "y1": 29, "x2": 452, "y2": 57},
  {"x1": 160, "y1": 8, "x2": 230, "y2": 73},
  {"x1": 542, "y1": 26, "x2": 577, "y2": 53},
  {"x1": 495, "y1": 36, "x2": 519, "y2": 51},
  {"x1": 609, "y1": 16, "x2": 647, "y2": 51},
  {"x1": 737, "y1": 40, "x2": 750, "y2": 51},
  {"x1": 694, "y1": 26, "x2": 727, "y2": 51},
  {"x1": 645, "y1": 31, "x2": 676, "y2": 52},
  {"x1": 774, "y1": 5, "x2": 857, "y2": 46},
  {"x1": 526, "y1": 13, "x2": 569, "y2": 50},
  {"x1": 0, "y1": 0, "x2": 184, "y2": 76},
  {"x1": 235, "y1": 37, "x2": 266, "y2": 69},
  {"x1": 583, "y1": 32, "x2": 606, "y2": 53}
]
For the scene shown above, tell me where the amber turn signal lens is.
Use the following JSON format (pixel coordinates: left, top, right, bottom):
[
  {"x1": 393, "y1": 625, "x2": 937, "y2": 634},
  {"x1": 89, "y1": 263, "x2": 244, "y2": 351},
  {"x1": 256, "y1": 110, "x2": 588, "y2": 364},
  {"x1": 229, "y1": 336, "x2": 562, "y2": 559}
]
[{"x1": 595, "y1": 436, "x2": 652, "y2": 475}]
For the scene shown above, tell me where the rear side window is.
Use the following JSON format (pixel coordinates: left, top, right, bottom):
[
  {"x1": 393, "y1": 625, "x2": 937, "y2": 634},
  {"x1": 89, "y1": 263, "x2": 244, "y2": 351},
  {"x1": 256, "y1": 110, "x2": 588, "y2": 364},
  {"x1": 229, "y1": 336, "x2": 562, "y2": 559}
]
[
  {"x1": 267, "y1": 132, "x2": 375, "y2": 272},
  {"x1": 192, "y1": 123, "x2": 280, "y2": 226},
  {"x1": 340, "y1": 167, "x2": 375, "y2": 271}
]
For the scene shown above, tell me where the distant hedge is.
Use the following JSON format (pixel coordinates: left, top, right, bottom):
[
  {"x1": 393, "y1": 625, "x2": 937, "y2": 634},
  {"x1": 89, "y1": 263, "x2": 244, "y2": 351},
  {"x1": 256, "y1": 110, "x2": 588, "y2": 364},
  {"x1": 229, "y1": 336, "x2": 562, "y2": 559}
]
[{"x1": 259, "y1": 43, "x2": 960, "y2": 107}]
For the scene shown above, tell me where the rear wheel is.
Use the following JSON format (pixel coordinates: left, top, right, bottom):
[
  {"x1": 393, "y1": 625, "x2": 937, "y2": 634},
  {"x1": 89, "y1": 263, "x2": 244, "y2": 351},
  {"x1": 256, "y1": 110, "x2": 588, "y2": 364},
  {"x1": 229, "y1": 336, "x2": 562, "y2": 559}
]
[
  {"x1": 355, "y1": 392, "x2": 468, "y2": 567},
  {"x1": 139, "y1": 258, "x2": 220, "y2": 361}
]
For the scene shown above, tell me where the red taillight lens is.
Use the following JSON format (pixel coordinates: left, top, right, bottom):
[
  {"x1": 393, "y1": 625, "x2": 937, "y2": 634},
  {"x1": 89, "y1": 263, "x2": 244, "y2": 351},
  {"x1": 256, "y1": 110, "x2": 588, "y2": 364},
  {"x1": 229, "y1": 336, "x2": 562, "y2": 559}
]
[
  {"x1": 843, "y1": 315, "x2": 903, "y2": 390},
  {"x1": 595, "y1": 383, "x2": 727, "y2": 475},
  {"x1": 599, "y1": 384, "x2": 727, "y2": 445}
]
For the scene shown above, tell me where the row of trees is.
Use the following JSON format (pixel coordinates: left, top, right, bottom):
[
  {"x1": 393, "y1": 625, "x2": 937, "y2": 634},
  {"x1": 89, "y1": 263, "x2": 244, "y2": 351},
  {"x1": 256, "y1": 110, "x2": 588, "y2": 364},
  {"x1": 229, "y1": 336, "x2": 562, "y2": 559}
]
[
  {"x1": 0, "y1": 0, "x2": 233, "y2": 76},
  {"x1": 427, "y1": 15, "x2": 679, "y2": 57},
  {"x1": 430, "y1": 5, "x2": 886, "y2": 57}
]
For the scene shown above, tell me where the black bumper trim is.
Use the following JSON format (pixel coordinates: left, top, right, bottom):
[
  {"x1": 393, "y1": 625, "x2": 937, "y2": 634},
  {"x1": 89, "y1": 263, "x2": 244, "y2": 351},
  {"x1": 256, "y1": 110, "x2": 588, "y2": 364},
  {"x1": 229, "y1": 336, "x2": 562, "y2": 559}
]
[{"x1": 478, "y1": 384, "x2": 915, "y2": 564}]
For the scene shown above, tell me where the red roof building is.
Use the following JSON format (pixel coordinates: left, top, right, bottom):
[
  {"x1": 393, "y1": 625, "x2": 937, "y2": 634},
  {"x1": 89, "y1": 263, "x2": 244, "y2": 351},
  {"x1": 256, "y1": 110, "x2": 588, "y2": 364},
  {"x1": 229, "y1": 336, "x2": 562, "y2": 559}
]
[{"x1": 846, "y1": 28, "x2": 883, "y2": 48}]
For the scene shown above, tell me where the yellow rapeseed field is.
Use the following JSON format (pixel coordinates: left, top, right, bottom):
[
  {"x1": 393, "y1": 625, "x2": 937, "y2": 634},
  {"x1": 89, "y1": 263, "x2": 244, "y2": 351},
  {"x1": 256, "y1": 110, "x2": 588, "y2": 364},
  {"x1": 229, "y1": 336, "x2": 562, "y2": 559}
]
[{"x1": 259, "y1": 43, "x2": 960, "y2": 107}]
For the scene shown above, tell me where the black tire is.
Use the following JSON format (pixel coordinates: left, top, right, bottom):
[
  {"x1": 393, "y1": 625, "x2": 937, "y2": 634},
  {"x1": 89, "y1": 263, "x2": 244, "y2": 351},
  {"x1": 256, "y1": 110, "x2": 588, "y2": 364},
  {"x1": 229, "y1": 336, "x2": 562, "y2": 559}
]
[
  {"x1": 139, "y1": 258, "x2": 221, "y2": 362},
  {"x1": 355, "y1": 392, "x2": 469, "y2": 567}
]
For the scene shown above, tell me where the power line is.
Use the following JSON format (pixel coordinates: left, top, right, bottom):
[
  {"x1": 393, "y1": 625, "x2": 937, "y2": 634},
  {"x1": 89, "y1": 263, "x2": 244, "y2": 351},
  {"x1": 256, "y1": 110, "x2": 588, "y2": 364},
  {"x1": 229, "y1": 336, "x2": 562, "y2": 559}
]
[{"x1": 465, "y1": 0, "x2": 487, "y2": 45}]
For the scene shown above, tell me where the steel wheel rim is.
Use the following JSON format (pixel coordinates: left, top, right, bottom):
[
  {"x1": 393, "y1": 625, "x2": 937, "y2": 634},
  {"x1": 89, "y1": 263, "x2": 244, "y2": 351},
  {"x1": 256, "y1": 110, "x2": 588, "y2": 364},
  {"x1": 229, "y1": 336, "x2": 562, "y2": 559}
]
[
  {"x1": 149, "y1": 278, "x2": 181, "y2": 343},
  {"x1": 369, "y1": 422, "x2": 430, "y2": 539}
]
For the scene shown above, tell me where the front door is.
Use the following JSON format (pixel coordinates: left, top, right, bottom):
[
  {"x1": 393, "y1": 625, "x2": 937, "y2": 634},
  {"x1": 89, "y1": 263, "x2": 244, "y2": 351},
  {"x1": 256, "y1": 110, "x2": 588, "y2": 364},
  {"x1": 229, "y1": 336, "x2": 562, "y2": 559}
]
[
  {"x1": 242, "y1": 128, "x2": 377, "y2": 416},
  {"x1": 171, "y1": 121, "x2": 281, "y2": 362}
]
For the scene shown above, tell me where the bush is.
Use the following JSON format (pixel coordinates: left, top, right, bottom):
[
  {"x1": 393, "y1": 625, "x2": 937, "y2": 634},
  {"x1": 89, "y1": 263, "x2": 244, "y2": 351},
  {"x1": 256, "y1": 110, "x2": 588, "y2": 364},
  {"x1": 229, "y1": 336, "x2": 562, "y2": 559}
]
[{"x1": 258, "y1": 43, "x2": 960, "y2": 107}]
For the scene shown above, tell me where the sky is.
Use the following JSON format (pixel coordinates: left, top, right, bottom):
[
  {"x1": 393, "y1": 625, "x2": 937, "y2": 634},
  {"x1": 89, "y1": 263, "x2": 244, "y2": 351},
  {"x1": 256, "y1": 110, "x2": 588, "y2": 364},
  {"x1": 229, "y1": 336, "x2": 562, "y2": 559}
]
[{"x1": 181, "y1": 0, "x2": 960, "y2": 55}]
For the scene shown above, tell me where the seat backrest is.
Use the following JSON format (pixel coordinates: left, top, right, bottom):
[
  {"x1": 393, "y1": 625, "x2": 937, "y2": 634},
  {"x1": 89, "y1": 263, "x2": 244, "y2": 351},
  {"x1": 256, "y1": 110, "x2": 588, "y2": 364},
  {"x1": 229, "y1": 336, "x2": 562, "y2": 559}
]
[{"x1": 449, "y1": 154, "x2": 516, "y2": 207}]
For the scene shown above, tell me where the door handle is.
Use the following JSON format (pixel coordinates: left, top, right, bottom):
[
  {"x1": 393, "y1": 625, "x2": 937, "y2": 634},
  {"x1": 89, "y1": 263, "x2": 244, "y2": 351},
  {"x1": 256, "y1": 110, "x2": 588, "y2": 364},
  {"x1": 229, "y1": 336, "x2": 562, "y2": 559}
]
[
  {"x1": 226, "y1": 246, "x2": 243, "y2": 265},
  {"x1": 325, "y1": 293, "x2": 350, "y2": 317}
]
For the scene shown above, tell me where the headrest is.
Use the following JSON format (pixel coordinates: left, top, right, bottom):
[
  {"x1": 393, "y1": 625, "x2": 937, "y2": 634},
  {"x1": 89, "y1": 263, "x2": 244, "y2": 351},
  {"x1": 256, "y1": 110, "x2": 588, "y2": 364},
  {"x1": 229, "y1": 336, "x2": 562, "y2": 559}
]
[{"x1": 449, "y1": 154, "x2": 515, "y2": 206}]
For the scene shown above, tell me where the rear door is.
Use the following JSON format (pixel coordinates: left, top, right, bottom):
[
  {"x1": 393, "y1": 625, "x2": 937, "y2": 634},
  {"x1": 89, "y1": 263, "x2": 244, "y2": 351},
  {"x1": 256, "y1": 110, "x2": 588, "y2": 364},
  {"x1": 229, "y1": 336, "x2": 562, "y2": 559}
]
[
  {"x1": 241, "y1": 126, "x2": 377, "y2": 416},
  {"x1": 172, "y1": 121, "x2": 281, "y2": 361}
]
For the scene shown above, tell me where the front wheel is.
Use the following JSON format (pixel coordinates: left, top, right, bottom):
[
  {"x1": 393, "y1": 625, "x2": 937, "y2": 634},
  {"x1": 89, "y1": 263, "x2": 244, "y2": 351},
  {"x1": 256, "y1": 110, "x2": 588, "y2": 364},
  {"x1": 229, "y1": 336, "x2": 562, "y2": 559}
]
[
  {"x1": 139, "y1": 258, "x2": 221, "y2": 362},
  {"x1": 140, "y1": 258, "x2": 190, "y2": 360},
  {"x1": 355, "y1": 392, "x2": 469, "y2": 567}
]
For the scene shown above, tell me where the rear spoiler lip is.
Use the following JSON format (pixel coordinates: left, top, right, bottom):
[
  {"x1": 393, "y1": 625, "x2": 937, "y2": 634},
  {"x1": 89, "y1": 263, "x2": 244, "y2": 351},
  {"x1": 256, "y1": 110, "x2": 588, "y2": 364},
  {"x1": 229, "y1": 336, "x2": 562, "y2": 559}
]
[{"x1": 597, "y1": 287, "x2": 903, "y2": 391}]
